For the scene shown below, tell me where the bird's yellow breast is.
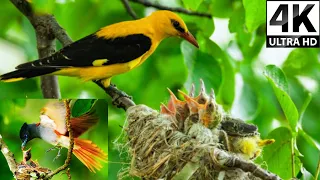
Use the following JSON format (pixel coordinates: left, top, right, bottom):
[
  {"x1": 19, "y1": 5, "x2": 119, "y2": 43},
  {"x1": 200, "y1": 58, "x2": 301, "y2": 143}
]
[{"x1": 53, "y1": 54, "x2": 149, "y2": 81}]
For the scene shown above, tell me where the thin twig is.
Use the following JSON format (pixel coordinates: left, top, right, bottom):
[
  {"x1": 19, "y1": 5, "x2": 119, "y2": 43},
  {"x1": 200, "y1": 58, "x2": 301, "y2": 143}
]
[
  {"x1": 44, "y1": 100, "x2": 73, "y2": 179},
  {"x1": 121, "y1": 0, "x2": 138, "y2": 19},
  {"x1": 0, "y1": 134, "x2": 18, "y2": 176},
  {"x1": 67, "y1": 168, "x2": 72, "y2": 180},
  {"x1": 10, "y1": 0, "x2": 61, "y2": 98},
  {"x1": 129, "y1": 0, "x2": 212, "y2": 18}
]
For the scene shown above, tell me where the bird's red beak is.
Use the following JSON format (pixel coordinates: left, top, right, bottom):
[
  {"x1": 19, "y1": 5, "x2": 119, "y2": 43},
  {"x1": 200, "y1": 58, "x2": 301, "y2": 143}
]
[{"x1": 180, "y1": 31, "x2": 199, "y2": 48}]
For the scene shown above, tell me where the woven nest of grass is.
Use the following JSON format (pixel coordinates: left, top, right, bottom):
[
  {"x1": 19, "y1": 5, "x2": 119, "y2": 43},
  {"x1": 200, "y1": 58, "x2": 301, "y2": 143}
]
[
  {"x1": 16, "y1": 161, "x2": 51, "y2": 179},
  {"x1": 116, "y1": 81, "x2": 279, "y2": 180}
]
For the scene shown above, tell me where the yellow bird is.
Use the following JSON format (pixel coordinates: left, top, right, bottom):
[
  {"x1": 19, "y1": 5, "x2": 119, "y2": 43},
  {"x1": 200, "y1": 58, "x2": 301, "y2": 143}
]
[
  {"x1": 229, "y1": 135, "x2": 275, "y2": 160},
  {"x1": 0, "y1": 10, "x2": 199, "y2": 87}
]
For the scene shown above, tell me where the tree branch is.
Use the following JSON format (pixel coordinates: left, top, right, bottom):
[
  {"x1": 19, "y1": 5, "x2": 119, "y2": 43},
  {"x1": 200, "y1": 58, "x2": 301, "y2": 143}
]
[
  {"x1": 10, "y1": 0, "x2": 61, "y2": 98},
  {"x1": 0, "y1": 134, "x2": 18, "y2": 176},
  {"x1": 121, "y1": 0, "x2": 138, "y2": 19},
  {"x1": 44, "y1": 100, "x2": 73, "y2": 179},
  {"x1": 214, "y1": 148, "x2": 280, "y2": 180},
  {"x1": 94, "y1": 81, "x2": 135, "y2": 110},
  {"x1": 129, "y1": 0, "x2": 212, "y2": 18}
]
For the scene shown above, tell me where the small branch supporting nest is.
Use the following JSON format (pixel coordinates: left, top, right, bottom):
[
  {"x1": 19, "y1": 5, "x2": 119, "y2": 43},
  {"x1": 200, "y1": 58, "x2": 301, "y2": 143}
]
[
  {"x1": 0, "y1": 134, "x2": 18, "y2": 177},
  {"x1": 213, "y1": 148, "x2": 281, "y2": 180},
  {"x1": 44, "y1": 100, "x2": 73, "y2": 179}
]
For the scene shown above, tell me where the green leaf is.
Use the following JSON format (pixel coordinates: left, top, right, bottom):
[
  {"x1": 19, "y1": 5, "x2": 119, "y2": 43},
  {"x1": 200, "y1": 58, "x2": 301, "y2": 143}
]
[
  {"x1": 181, "y1": 41, "x2": 222, "y2": 97},
  {"x1": 264, "y1": 65, "x2": 299, "y2": 132},
  {"x1": 297, "y1": 128, "x2": 320, "y2": 176},
  {"x1": 299, "y1": 93, "x2": 312, "y2": 123},
  {"x1": 243, "y1": 0, "x2": 266, "y2": 32},
  {"x1": 210, "y1": 0, "x2": 233, "y2": 18},
  {"x1": 298, "y1": 129, "x2": 319, "y2": 151},
  {"x1": 196, "y1": 17, "x2": 214, "y2": 37},
  {"x1": 12, "y1": 99, "x2": 27, "y2": 107},
  {"x1": 182, "y1": 1, "x2": 215, "y2": 38},
  {"x1": 182, "y1": 0, "x2": 203, "y2": 10},
  {"x1": 71, "y1": 99, "x2": 96, "y2": 117},
  {"x1": 196, "y1": 34, "x2": 235, "y2": 110},
  {"x1": 229, "y1": 5, "x2": 245, "y2": 33},
  {"x1": 196, "y1": 1, "x2": 214, "y2": 37},
  {"x1": 237, "y1": 83, "x2": 260, "y2": 120},
  {"x1": 299, "y1": 167, "x2": 314, "y2": 180},
  {"x1": 282, "y1": 49, "x2": 319, "y2": 76},
  {"x1": 263, "y1": 127, "x2": 301, "y2": 179}
]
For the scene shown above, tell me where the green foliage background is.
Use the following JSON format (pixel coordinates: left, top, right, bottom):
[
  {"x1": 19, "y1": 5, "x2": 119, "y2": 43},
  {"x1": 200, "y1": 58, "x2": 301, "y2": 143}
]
[
  {"x1": 0, "y1": 0, "x2": 319, "y2": 180},
  {"x1": 0, "y1": 99, "x2": 108, "y2": 180}
]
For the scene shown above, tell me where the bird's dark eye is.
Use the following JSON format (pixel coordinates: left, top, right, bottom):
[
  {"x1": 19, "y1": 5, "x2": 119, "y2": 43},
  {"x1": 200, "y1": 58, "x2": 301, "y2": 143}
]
[
  {"x1": 172, "y1": 20, "x2": 179, "y2": 28},
  {"x1": 24, "y1": 134, "x2": 28, "y2": 138},
  {"x1": 171, "y1": 19, "x2": 185, "y2": 33}
]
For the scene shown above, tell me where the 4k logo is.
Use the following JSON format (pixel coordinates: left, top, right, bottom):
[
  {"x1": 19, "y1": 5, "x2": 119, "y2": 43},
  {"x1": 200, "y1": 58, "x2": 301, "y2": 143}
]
[{"x1": 267, "y1": 0, "x2": 320, "y2": 48}]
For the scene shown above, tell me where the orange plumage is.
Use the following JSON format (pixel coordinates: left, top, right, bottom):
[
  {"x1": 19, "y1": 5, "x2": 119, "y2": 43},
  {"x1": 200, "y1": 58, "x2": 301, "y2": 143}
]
[{"x1": 73, "y1": 138, "x2": 107, "y2": 173}]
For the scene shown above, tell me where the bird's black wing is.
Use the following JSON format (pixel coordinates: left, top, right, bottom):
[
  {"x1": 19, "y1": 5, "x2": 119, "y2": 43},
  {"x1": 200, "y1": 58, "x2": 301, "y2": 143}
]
[{"x1": 16, "y1": 33, "x2": 152, "y2": 69}]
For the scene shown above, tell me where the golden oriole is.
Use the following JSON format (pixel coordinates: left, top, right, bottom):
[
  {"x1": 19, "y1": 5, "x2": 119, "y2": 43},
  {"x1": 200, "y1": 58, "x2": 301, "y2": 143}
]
[{"x1": 0, "y1": 10, "x2": 199, "y2": 87}]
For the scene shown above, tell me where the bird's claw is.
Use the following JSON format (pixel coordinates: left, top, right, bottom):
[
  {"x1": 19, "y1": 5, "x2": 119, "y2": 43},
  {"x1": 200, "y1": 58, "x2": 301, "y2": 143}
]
[
  {"x1": 46, "y1": 147, "x2": 56, "y2": 153},
  {"x1": 53, "y1": 147, "x2": 62, "y2": 162}
]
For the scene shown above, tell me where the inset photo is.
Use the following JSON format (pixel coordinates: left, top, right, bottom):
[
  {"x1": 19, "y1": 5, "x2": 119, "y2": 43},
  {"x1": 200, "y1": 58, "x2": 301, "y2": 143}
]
[{"x1": 0, "y1": 99, "x2": 108, "y2": 179}]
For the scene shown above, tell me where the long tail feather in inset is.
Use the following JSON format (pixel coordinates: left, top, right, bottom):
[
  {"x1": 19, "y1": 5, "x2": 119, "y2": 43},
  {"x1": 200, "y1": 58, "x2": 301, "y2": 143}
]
[
  {"x1": 0, "y1": 68, "x2": 58, "y2": 82},
  {"x1": 73, "y1": 138, "x2": 107, "y2": 173}
]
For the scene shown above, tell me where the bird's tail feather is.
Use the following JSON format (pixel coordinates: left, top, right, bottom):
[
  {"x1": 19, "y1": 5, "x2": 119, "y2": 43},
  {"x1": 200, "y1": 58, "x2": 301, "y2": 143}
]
[
  {"x1": 0, "y1": 68, "x2": 58, "y2": 82},
  {"x1": 73, "y1": 138, "x2": 107, "y2": 173}
]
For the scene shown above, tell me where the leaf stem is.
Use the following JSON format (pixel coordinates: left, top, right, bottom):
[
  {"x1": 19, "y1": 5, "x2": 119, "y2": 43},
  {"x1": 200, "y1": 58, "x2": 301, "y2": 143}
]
[
  {"x1": 291, "y1": 137, "x2": 295, "y2": 178},
  {"x1": 315, "y1": 154, "x2": 320, "y2": 180}
]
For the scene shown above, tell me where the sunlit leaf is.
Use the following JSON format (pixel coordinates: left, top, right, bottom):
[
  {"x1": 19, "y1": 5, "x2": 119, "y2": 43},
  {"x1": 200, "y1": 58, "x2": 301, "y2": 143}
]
[
  {"x1": 282, "y1": 49, "x2": 319, "y2": 76},
  {"x1": 264, "y1": 65, "x2": 299, "y2": 132},
  {"x1": 228, "y1": 4, "x2": 245, "y2": 33},
  {"x1": 243, "y1": 0, "x2": 266, "y2": 32}
]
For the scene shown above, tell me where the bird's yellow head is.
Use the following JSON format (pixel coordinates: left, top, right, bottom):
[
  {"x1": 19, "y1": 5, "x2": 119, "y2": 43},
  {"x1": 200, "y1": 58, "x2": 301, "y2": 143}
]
[{"x1": 149, "y1": 10, "x2": 199, "y2": 48}]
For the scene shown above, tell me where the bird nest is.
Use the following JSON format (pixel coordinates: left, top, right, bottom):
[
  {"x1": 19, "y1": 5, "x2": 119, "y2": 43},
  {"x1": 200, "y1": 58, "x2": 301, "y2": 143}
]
[
  {"x1": 15, "y1": 148, "x2": 51, "y2": 179},
  {"x1": 116, "y1": 80, "x2": 278, "y2": 180}
]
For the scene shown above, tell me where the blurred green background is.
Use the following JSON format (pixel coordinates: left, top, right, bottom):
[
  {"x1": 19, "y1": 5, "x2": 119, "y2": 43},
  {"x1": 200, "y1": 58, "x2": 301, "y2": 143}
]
[
  {"x1": 0, "y1": 0, "x2": 319, "y2": 179},
  {"x1": 0, "y1": 99, "x2": 108, "y2": 180}
]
